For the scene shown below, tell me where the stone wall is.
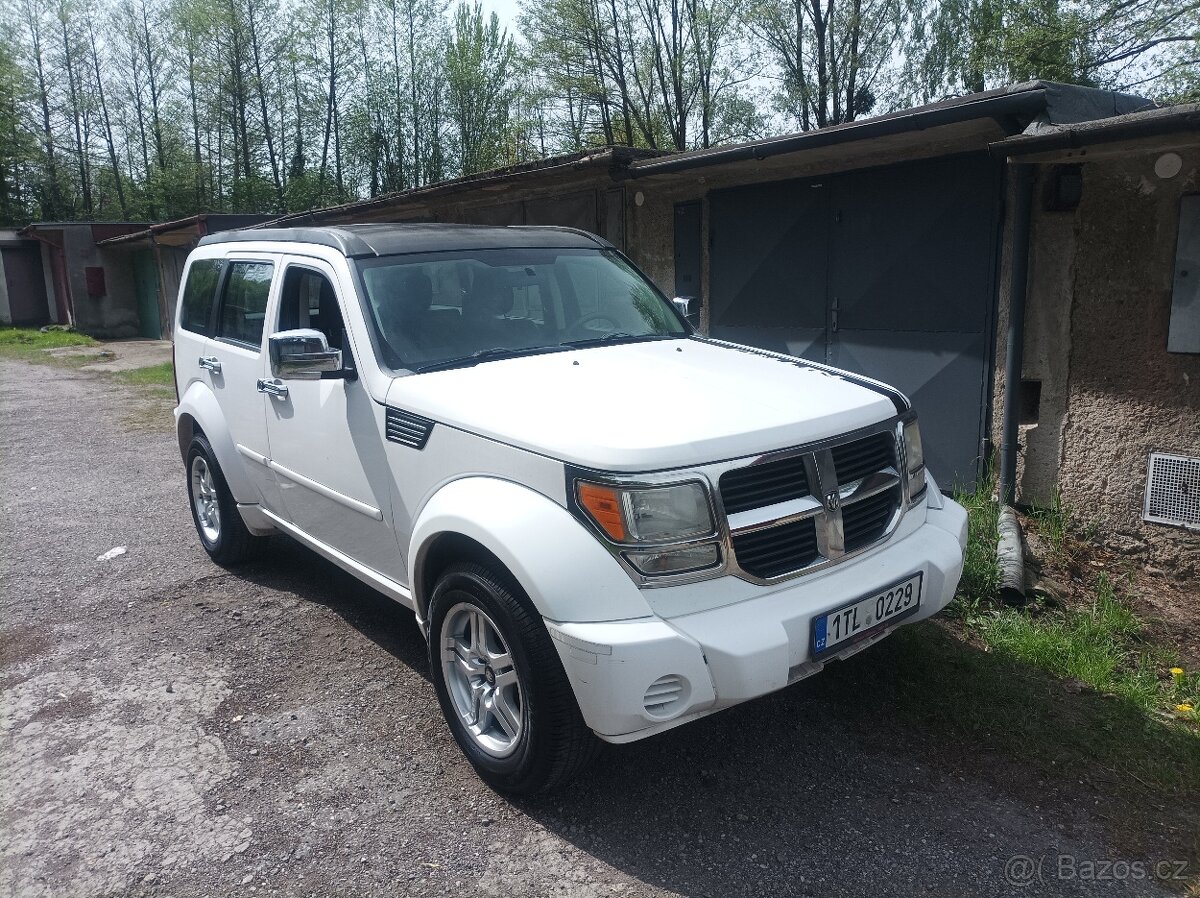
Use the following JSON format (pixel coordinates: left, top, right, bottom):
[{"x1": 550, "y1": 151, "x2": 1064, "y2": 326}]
[
  {"x1": 1010, "y1": 145, "x2": 1200, "y2": 573},
  {"x1": 1059, "y1": 147, "x2": 1200, "y2": 572}
]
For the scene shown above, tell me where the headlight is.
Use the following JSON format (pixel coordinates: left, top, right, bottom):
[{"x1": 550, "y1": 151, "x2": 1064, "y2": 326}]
[
  {"x1": 903, "y1": 419, "x2": 927, "y2": 504},
  {"x1": 576, "y1": 480, "x2": 714, "y2": 544}
]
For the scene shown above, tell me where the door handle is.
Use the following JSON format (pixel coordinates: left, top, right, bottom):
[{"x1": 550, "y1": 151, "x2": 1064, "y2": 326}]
[
  {"x1": 198, "y1": 356, "x2": 222, "y2": 374},
  {"x1": 256, "y1": 379, "x2": 289, "y2": 399}
]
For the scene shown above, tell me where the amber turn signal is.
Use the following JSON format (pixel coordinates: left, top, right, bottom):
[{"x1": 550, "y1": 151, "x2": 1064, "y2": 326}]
[{"x1": 577, "y1": 482, "x2": 627, "y2": 542}]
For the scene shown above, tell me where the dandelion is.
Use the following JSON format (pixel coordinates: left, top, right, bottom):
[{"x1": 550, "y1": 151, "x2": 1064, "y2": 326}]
[
  {"x1": 1176, "y1": 703, "x2": 1195, "y2": 714},
  {"x1": 1170, "y1": 667, "x2": 1185, "y2": 682}
]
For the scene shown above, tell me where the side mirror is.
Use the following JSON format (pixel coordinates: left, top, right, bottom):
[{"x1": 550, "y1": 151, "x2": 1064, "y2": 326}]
[
  {"x1": 269, "y1": 329, "x2": 343, "y2": 380},
  {"x1": 672, "y1": 296, "x2": 701, "y2": 328}
]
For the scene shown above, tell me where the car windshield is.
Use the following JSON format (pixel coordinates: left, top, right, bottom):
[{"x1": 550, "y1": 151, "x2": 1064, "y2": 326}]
[{"x1": 354, "y1": 247, "x2": 687, "y2": 372}]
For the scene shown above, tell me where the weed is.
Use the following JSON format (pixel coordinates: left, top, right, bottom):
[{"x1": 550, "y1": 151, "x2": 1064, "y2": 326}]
[
  {"x1": 948, "y1": 475, "x2": 1000, "y2": 618},
  {"x1": 1027, "y1": 489, "x2": 1074, "y2": 563},
  {"x1": 114, "y1": 361, "x2": 175, "y2": 388},
  {"x1": 0, "y1": 327, "x2": 95, "y2": 352}
]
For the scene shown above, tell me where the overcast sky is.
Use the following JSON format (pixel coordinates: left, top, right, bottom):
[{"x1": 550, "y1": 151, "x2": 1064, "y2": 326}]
[{"x1": 471, "y1": 0, "x2": 522, "y2": 32}]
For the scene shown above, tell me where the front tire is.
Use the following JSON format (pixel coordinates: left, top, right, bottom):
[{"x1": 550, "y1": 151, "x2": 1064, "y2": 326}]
[
  {"x1": 428, "y1": 562, "x2": 600, "y2": 793},
  {"x1": 186, "y1": 433, "x2": 264, "y2": 566}
]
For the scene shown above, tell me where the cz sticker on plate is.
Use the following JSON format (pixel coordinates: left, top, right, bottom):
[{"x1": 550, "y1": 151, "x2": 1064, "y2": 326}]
[{"x1": 812, "y1": 572, "x2": 923, "y2": 660}]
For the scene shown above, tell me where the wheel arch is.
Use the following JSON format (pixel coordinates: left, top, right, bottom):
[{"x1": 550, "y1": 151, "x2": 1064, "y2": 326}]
[{"x1": 175, "y1": 381, "x2": 257, "y2": 503}]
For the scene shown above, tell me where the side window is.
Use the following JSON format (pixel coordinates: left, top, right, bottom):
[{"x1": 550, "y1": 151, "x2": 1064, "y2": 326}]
[
  {"x1": 179, "y1": 259, "x2": 223, "y2": 336},
  {"x1": 278, "y1": 267, "x2": 348, "y2": 352},
  {"x1": 217, "y1": 261, "x2": 274, "y2": 348}
]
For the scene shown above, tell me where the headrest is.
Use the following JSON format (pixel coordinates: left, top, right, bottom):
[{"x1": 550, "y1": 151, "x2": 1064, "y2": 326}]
[{"x1": 463, "y1": 267, "x2": 512, "y2": 317}]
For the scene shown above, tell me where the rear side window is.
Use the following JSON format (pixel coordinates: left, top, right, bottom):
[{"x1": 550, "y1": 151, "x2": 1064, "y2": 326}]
[
  {"x1": 179, "y1": 259, "x2": 223, "y2": 336},
  {"x1": 217, "y1": 261, "x2": 274, "y2": 348}
]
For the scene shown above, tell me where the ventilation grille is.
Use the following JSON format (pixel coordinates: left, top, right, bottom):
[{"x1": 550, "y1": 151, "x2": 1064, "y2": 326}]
[
  {"x1": 832, "y1": 432, "x2": 897, "y2": 485},
  {"x1": 1144, "y1": 452, "x2": 1200, "y2": 529},
  {"x1": 643, "y1": 675, "x2": 687, "y2": 717},
  {"x1": 842, "y1": 486, "x2": 902, "y2": 551},
  {"x1": 719, "y1": 454, "x2": 809, "y2": 515},
  {"x1": 731, "y1": 517, "x2": 820, "y2": 579},
  {"x1": 385, "y1": 408, "x2": 434, "y2": 449}
]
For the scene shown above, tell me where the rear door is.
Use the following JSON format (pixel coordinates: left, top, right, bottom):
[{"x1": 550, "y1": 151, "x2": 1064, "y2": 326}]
[
  {"x1": 207, "y1": 255, "x2": 282, "y2": 509},
  {"x1": 174, "y1": 255, "x2": 222, "y2": 411},
  {"x1": 262, "y1": 256, "x2": 404, "y2": 582}
]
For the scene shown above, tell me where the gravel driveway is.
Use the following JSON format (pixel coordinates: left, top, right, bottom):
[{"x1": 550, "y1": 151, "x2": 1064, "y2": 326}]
[{"x1": 0, "y1": 358, "x2": 1184, "y2": 898}]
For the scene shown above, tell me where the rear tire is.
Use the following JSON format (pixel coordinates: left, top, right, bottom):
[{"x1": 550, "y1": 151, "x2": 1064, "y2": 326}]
[
  {"x1": 428, "y1": 562, "x2": 601, "y2": 793},
  {"x1": 186, "y1": 433, "x2": 264, "y2": 566}
]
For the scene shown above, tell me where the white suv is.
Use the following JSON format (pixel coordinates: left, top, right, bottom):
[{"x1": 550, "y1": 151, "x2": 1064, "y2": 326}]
[{"x1": 173, "y1": 224, "x2": 968, "y2": 792}]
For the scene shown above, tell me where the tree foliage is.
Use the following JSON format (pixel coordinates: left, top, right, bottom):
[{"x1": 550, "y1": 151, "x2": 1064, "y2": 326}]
[{"x1": 0, "y1": 0, "x2": 1192, "y2": 226}]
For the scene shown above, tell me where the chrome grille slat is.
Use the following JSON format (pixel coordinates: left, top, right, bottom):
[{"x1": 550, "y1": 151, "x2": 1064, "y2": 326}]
[
  {"x1": 719, "y1": 456, "x2": 810, "y2": 515},
  {"x1": 718, "y1": 427, "x2": 903, "y2": 582}
]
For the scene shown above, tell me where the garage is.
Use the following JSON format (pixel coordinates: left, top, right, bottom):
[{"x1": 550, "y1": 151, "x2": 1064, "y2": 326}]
[{"x1": 705, "y1": 154, "x2": 1004, "y2": 488}]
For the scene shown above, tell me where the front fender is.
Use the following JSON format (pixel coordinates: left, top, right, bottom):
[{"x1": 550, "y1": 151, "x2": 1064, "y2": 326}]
[
  {"x1": 409, "y1": 477, "x2": 653, "y2": 626},
  {"x1": 174, "y1": 381, "x2": 257, "y2": 504}
]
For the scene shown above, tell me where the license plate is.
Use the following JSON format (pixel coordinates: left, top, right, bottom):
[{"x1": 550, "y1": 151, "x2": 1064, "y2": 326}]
[{"x1": 812, "y1": 572, "x2": 923, "y2": 659}]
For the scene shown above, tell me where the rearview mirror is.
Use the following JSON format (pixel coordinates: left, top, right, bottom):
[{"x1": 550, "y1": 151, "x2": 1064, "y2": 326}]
[
  {"x1": 672, "y1": 296, "x2": 700, "y2": 328},
  {"x1": 269, "y1": 329, "x2": 342, "y2": 380}
]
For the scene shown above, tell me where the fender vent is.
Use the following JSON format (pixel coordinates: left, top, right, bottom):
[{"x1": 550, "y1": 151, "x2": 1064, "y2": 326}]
[
  {"x1": 385, "y1": 408, "x2": 435, "y2": 449},
  {"x1": 643, "y1": 675, "x2": 688, "y2": 718},
  {"x1": 1144, "y1": 451, "x2": 1200, "y2": 529}
]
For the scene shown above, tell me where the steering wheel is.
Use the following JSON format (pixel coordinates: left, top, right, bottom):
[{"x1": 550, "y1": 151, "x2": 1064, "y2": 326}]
[{"x1": 567, "y1": 312, "x2": 620, "y2": 338}]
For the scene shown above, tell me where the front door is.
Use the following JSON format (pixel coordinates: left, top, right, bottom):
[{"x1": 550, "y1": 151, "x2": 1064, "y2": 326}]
[
  {"x1": 133, "y1": 249, "x2": 161, "y2": 338},
  {"x1": 263, "y1": 257, "x2": 403, "y2": 582}
]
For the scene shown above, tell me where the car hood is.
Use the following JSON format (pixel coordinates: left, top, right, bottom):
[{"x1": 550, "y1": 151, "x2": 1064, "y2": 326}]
[{"x1": 383, "y1": 339, "x2": 898, "y2": 472}]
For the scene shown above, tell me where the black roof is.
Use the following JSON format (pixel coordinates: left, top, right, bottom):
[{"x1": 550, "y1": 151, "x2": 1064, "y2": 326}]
[
  {"x1": 628, "y1": 81, "x2": 1151, "y2": 177},
  {"x1": 197, "y1": 223, "x2": 612, "y2": 257}
]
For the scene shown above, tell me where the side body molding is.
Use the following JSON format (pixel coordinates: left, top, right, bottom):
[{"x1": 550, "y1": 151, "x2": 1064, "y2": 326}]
[
  {"x1": 175, "y1": 380, "x2": 257, "y2": 504},
  {"x1": 409, "y1": 477, "x2": 653, "y2": 627}
]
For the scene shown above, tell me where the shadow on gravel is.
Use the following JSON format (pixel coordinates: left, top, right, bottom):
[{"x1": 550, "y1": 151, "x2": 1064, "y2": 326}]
[
  {"x1": 229, "y1": 535, "x2": 431, "y2": 680},
  {"x1": 510, "y1": 628, "x2": 1200, "y2": 898},
  {"x1": 195, "y1": 534, "x2": 1198, "y2": 897}
]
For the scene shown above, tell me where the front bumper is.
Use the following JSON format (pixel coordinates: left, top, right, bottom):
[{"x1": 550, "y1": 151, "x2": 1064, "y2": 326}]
[{"x1": 546, "y1": 496, "x2": 968, "y2": 742}]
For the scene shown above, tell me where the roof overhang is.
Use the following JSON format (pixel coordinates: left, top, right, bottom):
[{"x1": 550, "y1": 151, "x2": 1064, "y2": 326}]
[
  {"x1": 264, "y1": 147, "x2": 666, "y2": 228},
  {"x1": 626, "y1": 82, "x2": 1151, "y2": 181},
  {"x1": 989, "y1": 103, "x2": 1200, "y2": 163},
  {"x1": 96, "y1": 213, "x2": 274, "y2": 248}
]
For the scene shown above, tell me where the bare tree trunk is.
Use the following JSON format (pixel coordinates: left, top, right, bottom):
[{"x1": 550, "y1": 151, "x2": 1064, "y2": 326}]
[
  {"x1": 187, "y1": 41, "x2": 203, "y2": 207},
  {"x1": 318, "y1": 0, "x2": 336, "y2": 197},
  {"x1": 406, "y1": 0, "x2": 421, "y2": 186},
  {"x1": 86, "y1": 15, "x2": 128, "y2": 217},
  {"x1": 25, "y1": 3, "x2": 65, "y2": 218},
  {"x1": 58, "y1": 2, "x2": 93, "y2": 216},
  {"x1": 138, "y1": 0, "x2": 166, "y2": 170},
  {"x1": 245, "y1": 0, "x2": 284, "y2": 205}
]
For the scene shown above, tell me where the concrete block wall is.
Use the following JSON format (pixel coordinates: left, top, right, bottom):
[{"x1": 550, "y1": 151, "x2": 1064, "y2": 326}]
[{"x1": 59, "y1": 226, "x2": 140, "y2": 338}]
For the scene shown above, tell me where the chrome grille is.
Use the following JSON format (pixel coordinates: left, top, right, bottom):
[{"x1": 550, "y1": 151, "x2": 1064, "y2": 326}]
[
  {"x1": 719, "y1": 455, "x2": 810, "y2": 515},
  {"x1": 842, "y1": 485, "x2": 902, "y2": 550},
  {"x1": 731, "y1": 518, "x2": 820, "y2": 579},
  {"x1": 719, "y1": 426, "x2": 903, "y2": 582},
  {"x1": 831, "y1": 432, "x2": 896, "y2": 486}
]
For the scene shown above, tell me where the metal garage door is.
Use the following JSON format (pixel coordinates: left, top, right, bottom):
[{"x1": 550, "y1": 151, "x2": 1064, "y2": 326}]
[{"x1": 708, "y1": 154, "x2": 1003, "y2": 488}]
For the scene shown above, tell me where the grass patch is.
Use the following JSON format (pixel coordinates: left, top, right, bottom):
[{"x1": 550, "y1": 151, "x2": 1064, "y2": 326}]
[
  {"x1": 921, "y1": 475, "x2": 1200, "y2": 797},
  {"x1": 874, "y1": 623, "x2": 1200, "y2": 796},
  {"x1": 114, "y1": 361, "x2": 175, "y2": 387},
  {"x1": 0, "y1": 327, "x2": 95, "y2": 355},
  {"x1": 949, "y1": 476, "x2": 1000, "y2": 615}
]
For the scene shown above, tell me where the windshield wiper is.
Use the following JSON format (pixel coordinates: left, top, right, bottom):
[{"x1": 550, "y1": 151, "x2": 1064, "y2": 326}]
[
  {"x1": 558, "y1": 333, "x2": 675, "y2": 348},
  {"x1": 414, "y1": 345, "x2": 565, "y2": 373}
]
